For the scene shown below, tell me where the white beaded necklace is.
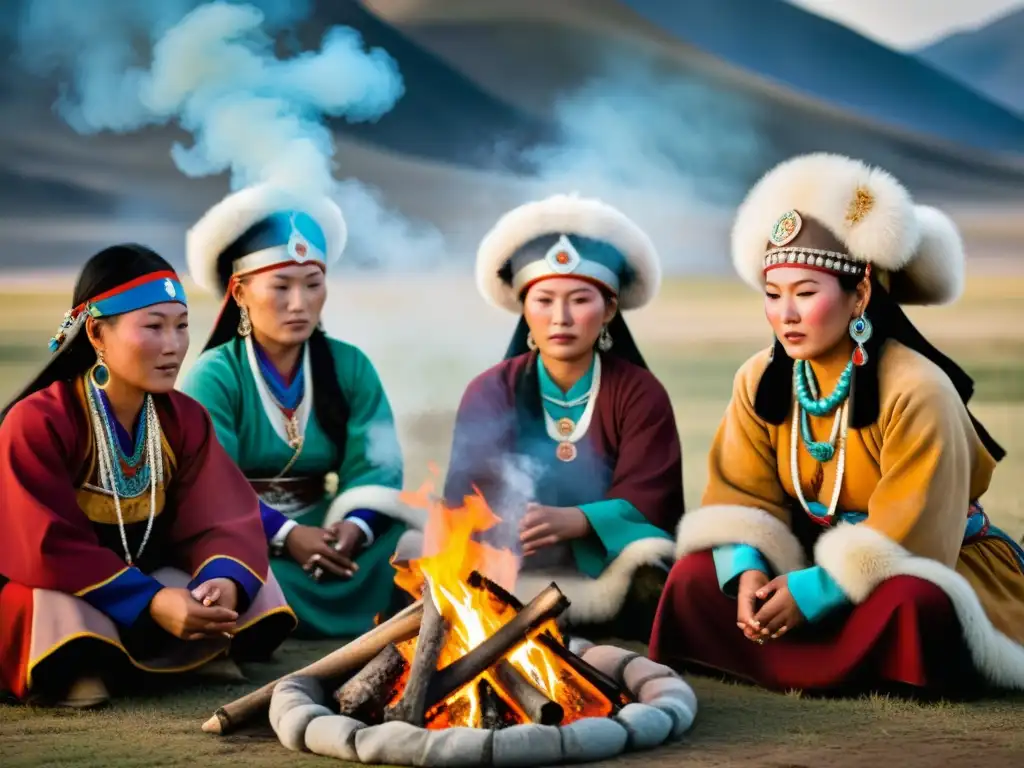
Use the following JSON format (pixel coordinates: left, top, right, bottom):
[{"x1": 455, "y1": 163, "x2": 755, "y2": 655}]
[
  {"x1": 789, "y1": 369, "x2": 849, "y2": 521},
  {"x1": 85, "y1": 383, "x2": 162, "y2": 565},
  {"x1": 542, "y1": 354, "x2": 601, "y2": 463}
]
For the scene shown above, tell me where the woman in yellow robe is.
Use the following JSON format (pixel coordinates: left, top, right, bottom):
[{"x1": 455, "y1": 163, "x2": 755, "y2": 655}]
[{"x1": 650, "y1": 153, "x2": 1024, "y2": 696}]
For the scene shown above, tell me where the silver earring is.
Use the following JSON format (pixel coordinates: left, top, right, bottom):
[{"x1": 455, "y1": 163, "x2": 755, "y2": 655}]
[
  {"x1": 526, "y1": 332, "x2": 537, "y2": 351},
  {"x1": 237, "y1": 305, "x2": 252, "y2": 337},
  {"x1": 597, "y1": 325, "x2": 613, "y2": 352}
]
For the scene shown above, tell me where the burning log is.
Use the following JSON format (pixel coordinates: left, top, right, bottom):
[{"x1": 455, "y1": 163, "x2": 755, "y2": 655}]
[
  {"x1": 385, "y1": 579, "x2": 450, "y2": 726},
  {"x1": 537, "y1": 631, "x2": 633, "y2": 711},
  {"x1": 424, "y1": 582, "x2": 569, "y2": 711},
  {"x1": 493, "y1": 660, "x2": 564, "y2": 726},
  {"x1": 466, "y1": 572, "x2": 633, "y2": 711},
  {"x1": 201, "y1": 600, "x2": 424, "y2": 735},
  {"x1": 478, "y1": 678, "x2": 505, "y2": 730},
  {"x1": 333, "y1": 644, "x2": 407, "y2": 724}
]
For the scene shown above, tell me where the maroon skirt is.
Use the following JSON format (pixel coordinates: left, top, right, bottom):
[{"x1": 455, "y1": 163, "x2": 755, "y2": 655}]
[{"x1": 648, "y1": 551, "x2": 979, "y2": 697}]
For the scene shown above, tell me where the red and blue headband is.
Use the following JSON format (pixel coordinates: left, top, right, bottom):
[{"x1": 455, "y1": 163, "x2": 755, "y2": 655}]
[{"x1": 49, "y1": 271, "x2": 187, "y2": 352}]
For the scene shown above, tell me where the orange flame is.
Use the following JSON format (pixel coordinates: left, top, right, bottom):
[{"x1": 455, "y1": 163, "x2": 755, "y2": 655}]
[{"x1": 390, "y1": 467, "x2": 612, "y2": 728}]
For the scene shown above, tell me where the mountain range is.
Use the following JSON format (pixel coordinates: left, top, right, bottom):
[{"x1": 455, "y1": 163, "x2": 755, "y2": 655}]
[
  {"x1": 0, "y1": 0, "x2": 1022, "y2": 274},
  {"x1": 916, "y1": 8, "x2": 1024, "y2": 117}
]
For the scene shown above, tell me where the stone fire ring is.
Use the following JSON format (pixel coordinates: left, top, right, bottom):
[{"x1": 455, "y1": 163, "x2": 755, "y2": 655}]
[{"x1": 269, "y1": 640, "x2": 697, "y2": 766}]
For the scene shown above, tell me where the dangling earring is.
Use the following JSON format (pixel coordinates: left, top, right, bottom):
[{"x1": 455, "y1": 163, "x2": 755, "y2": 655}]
[
  {"x1": 849, "y1": 312, "x2": 872, "y2": 366},
  {"x1": 237, "y1": 305, "x2": 252, "y2": 337},
  {"x1": 597, "y1": 325, "x2": 613, "y2": 352},
  {"x1": 526, "y1": 332, "x2": 537, "y2": 351},
  {"x1": 768, "y1": 336, "x2": 776, "y2": 362},
  {"x1": 90, "y1": 349, "x2": 110, "y2": 390}
]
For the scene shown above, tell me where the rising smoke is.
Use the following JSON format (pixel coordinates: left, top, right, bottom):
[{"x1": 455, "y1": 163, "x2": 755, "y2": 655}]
[
  {"x1": 12, "y1": 0, "x2": 446, "y2": 269},
  {"x1": 516, "y1": 51, "x2": 771, "y2": 273}
]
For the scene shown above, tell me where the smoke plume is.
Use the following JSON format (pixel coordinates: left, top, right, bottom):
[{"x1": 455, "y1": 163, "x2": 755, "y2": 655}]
[{"x1": 12, "y1": 0, "x2": 445, "y2": 268}]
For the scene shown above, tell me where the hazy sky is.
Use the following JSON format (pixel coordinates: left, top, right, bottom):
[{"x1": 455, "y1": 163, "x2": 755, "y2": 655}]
[{"x1": 788, "y1": 0, "x2": 1024, "y2": 48}]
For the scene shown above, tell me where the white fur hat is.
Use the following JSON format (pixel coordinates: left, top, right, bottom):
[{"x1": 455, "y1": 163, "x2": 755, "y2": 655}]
[
  {"x1": 186, "y1": 183, "x2": 347, "y2": 295},
  {"x1": 731, "y1": 153, "x2": 965, "y2": 305},
  {"x1": 476, "y1": 193, "x2": 661, "y2": 313}
]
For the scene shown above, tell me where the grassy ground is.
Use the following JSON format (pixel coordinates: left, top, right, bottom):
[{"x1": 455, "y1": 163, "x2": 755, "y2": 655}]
[{"x1": 2, "y1": 275, "x2": 1023, "y2": 767}]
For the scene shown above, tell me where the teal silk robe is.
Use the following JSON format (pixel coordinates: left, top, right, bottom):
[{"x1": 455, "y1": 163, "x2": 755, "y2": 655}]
[{"x1": 180, "y1": 336, "x2": 422, "y2": 638}]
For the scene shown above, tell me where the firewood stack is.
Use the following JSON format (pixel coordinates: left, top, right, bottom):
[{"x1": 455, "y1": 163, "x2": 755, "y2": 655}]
[{"x1": 331, "y1": 572, "x2": 630, "y2": 730}]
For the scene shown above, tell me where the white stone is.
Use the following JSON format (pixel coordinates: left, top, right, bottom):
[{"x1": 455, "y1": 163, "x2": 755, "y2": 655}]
[
  {"x1": 304, "y1": 715, "x2": 364, "y2": 761},
  {"x1": 354, "y1": 721, "x2": 432, "y2": 765},
  {"x1": 559, "y1": 717, "x2": 629, "y2": 761},
  {"x1": 579, "y1": 645, "x2": 636, "y2": 680},
  {"x1": 622, "y1": 656, "x2": 677, "y2": 693},
  {"x1": 492, "y1": 724, "x2": 563, "y2": 767},
  {"x1": 417, "y1": 727, "x2": 494, "y2": 767},
  {"x1": 647, "y1": 696, "x2": 695, "y2": 739},
  {"x1": 614, "y1": 703, "x2": 674, "y2": 750}
]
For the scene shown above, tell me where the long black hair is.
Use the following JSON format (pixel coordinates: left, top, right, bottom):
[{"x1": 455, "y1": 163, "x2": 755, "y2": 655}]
[
  {"x1": 1, "y1": 244, "x2": 174, "y2": 423},
  {"x1": 201, "y1": 268, "x2": 351, "y2": 460},
  {"x1": 754, "y1": 273, "x2": 1005, "y2": 461}
]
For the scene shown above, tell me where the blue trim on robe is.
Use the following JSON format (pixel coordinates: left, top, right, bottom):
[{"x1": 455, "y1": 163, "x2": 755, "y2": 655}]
[
  {"x1": 188, "y1": 557, "x2": 262, "y2": 613},
  {"x1": 260, "y1": 499, "x2": 291, "y2": 540},
  {"x1": 535, "y1": 356, "x2": 670, "y2": 577},
  {"x1": 253, "y1": 341, "x2": 388, "y2": 541},
  {"x1": 253, "y1": 340, "x2": 304, "y2": 410},
  {"x1": 345, "y1": 507, "x2": 392, "y2": 541},
  {"x1": 712, "y1": 544, "x2": 771, "y2": 597},
  {"x1": 97, "y1": 390, "x2": 144, "y2": 456},
  {"x1": 81, "y1": 567, "x2": 165, "y2": 628}
]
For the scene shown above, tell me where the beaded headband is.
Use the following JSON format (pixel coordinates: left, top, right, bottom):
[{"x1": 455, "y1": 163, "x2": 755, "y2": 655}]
[
  {"x1": 762, "y1": 209, "x2": 867, "y2": 279},
  {"x1": 49, "y1": 271, "x2": 187, "y2": 352}
]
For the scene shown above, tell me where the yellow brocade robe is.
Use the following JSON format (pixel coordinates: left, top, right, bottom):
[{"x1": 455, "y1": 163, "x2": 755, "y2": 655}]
[{"x1": 675, "y1": 339, "x2": 1024, "y2": 688}]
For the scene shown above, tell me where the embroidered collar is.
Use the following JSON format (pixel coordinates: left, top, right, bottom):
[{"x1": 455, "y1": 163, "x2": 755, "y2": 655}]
[{"x1": 538, "y1": 355, "x2": 595, "y2": 406}]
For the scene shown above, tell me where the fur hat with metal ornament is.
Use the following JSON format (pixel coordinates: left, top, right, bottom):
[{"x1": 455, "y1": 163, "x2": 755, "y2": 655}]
[
  {"x1": 476, "y1": 193, "x2": 662, "y2": 367},
  {"x1": 185, "y1": 183, "x2": 347, "y2": 353},
  {"x1": 737, "y1": 152, "x2": 1002, "y2": 460}
]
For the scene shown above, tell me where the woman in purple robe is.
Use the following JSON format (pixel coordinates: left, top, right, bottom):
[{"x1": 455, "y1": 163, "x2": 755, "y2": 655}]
[{"x1": 397, "y1": 194, "x2": 684, "y2": 642}]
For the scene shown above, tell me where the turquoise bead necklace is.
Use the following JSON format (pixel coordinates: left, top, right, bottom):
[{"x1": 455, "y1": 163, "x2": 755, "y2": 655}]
[
  {"x1": 790, "y1": 359, "x2": 852, "y2": 522},
  {"x1": 793, "y1": 360, "x2": 852, "y2": 462}
]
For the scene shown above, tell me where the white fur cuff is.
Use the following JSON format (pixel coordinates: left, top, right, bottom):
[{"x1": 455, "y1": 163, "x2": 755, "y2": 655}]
[
  {"x1": 674, "y1": 505, "x2": 806, "y2": 576},
  {"x1": 815, "y1": 523, "x2": 1024, "y2": 690},
  {"x1": 323, "y1": 484, "x2": 426, "y2": 531},
  {"x1": 515, "y1": 537, "x2": 675, "y2": 625}
]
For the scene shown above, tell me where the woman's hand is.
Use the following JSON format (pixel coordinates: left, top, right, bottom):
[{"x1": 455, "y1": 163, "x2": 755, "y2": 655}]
[
  {"x1": 751, "y1": 574, "x2": 805, "y2": 639},
  {"x1": 519, "y1": 503, "x2": 592, "y2": 557},
  {"x1": 285, "y1": 523, "x2": 360, "y2": 581},
  {"x1": 149, "y1": 587, "x2": 238, "y2": 641},
  {"x1": 324, "y1": 521, "x2": 367, "y2": 559},
  {"x1": 736, "y1": 569, "x2": 770, "y2": 642},
  {"x1": 191, "y1": 577, "x2": 238, "y2": 612}
]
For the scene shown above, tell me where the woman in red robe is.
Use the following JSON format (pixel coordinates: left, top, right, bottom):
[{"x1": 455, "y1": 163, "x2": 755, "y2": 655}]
[
  {"x1": 395, "y1": 194, "x2": 684, "y2": 642},
  {"x1": 0, "y1": 244, "x2": 296, "y2": 708},
  {"x1": 649, "y1": 153, "x2": 1024, "y2": 697}
]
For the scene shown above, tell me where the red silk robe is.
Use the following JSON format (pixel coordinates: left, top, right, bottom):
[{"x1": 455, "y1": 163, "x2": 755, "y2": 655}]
[{"x1": 0, "y1": 379, "x2": 296, "y2": 701}]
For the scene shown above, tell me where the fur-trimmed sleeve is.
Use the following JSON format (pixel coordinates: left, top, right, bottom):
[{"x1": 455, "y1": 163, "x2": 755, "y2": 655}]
[{"x1": 675, "y1": 350, "x2": 806, "y2": 576}]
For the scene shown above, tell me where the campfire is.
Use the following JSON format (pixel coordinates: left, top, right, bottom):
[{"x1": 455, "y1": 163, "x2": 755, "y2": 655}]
[
  {"x1": 332, "y1": 477, "x2": 631, "y2": 730},
  {"x1": 203, "y1": 473, "x2": 697, "y2": 766}
]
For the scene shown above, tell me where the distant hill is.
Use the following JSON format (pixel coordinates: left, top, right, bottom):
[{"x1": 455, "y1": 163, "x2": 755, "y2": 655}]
[
  {"x1": 2, "y1": 0, "x2": 1024, "y2": 273},
  {"x1": 916, "y1": 8, "x2": 1024, "y2": 117},
  {"x1": 618, "y1": 0, "x2": 1024, "y2": 156}
]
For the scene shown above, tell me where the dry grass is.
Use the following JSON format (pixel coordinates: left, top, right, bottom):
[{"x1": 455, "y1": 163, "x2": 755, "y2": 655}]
[{"x1": 1, "y1": 275, "x2": 1023, "y2": 766}]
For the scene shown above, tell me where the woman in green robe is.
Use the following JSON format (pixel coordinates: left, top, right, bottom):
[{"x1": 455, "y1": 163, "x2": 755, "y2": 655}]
[{"x1": 179, "y1": 184, "x2": 424, "y2": 639}]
